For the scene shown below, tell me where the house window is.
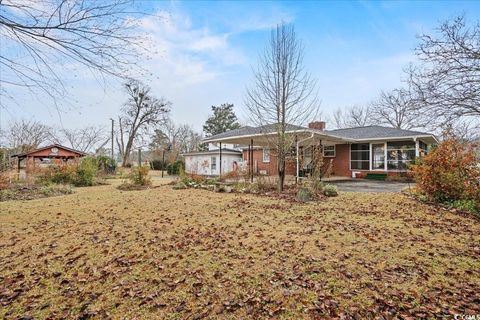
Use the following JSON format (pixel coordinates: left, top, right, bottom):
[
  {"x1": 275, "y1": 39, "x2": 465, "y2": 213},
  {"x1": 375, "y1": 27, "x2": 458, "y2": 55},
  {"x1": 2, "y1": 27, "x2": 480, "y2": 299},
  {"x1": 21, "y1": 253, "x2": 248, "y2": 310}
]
[
  {"x1": 419, "y1": 141, "x2": 428, "y2": 157},
  {"x1": 211, "y1": 157, "x2": 216, "y2": 170},
  {"x1": 323, "y1": 145, "x2": 335, "y2": 157},
  {"x1": 372, "y1": 143, "x2": 385, "y2": 170},
  {"x1": 387, "y1": 141, "x2": 416, "y2": 170},
  {"x1": 350, "y1": 143, "x2": 370, "y2": 170},
  {"x1": 263, "y1": 148, "x2": 270, "y2": 163}
]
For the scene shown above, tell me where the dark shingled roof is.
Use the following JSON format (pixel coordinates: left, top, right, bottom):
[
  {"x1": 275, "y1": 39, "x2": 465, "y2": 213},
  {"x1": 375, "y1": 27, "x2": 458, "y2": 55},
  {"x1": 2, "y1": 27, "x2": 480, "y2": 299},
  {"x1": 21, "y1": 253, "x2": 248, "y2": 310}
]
[
  {"x1": 204, "y1": 123, "x2": 306, "y2": 141},
  {"x1": 203, "y1": 124, "x2": 437, "y2": 143},
  {"x1": 325, "y1": 126, "x2": 433, "y2": 140}
]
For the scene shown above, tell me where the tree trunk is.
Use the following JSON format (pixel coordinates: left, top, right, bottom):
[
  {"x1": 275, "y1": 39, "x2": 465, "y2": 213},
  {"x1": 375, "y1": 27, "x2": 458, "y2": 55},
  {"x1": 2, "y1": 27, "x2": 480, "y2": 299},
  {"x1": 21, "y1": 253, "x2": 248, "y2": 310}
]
[{"x1": 277, "y1": 153, "x2": 286, "y2": 192}]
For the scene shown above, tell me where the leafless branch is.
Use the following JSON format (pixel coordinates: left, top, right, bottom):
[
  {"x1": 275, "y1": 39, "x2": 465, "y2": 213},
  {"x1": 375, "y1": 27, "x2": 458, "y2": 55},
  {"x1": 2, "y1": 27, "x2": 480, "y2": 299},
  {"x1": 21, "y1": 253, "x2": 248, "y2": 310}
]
[
  {"x1": 0, "y1": 0, "x2": 151, "y2": 108},
  {"x1": 408, "y1": 15, "x2": 480, "y2": 124},
  {"x1": 332, "y1": 105, "x2": 374, "y2": 129},
  {"x1": 245, "y1": 24, "x2": 319, "y2": 191},
  {"x1": 116, "y1": 79, "x2": 170, "y2": 166}
]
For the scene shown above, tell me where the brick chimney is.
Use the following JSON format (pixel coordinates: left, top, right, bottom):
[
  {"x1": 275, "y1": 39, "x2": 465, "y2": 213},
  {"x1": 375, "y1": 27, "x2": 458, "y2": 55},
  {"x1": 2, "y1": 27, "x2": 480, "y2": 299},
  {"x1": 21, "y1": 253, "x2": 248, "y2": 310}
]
[{"x1": 308, "y1": 121, "x2": 326, "y2": 131}]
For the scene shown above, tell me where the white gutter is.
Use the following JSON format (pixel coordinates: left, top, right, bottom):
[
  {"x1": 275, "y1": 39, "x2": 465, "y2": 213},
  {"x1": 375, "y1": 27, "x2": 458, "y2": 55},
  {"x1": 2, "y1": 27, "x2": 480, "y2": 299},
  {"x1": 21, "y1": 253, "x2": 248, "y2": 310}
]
[
  {"x1": 203, "y1": 129, "x2": 355, "y2": 144},
  {"x1": 353, "y1": 134, "x2": 438, "y2": 143}
]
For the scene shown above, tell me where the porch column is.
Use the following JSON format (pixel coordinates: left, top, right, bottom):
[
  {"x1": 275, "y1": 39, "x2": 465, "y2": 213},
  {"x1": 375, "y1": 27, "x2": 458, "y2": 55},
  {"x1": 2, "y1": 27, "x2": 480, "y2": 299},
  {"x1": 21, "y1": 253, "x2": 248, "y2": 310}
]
[
  {"x1": 247, "y1": 143, "x2": 251, "y2": 179},
  {"x1": 295, "y1": 135, "x2": 299, "y2": 184},
  {"x1": 319, "y1": 139, "x2": 323, "y2": 180},
  {"x1": 219, "y1": 142, "x2": 222, "y2": 177},
  {"x1": 250, "y1": 139, "x2": 254, "y2": 183},
  {"x1": 415, "y1": 139, "x2": 420, "y2": 158},
  {"x1": 369, "y1": 143, "x2": 372, "y2": 171},
  {"x1": 384, "y1": 142, "x2": 388, "y2": 171}
]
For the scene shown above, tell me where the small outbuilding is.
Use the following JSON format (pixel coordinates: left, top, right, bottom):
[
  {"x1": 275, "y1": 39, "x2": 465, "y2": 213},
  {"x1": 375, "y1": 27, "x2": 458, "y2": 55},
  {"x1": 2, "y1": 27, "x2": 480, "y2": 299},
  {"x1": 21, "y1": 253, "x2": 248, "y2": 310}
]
[
  {"x1": 11, "y1": 144, "x2": 87, "y2": 173},
  {"x1": 182, "y1": 144, "x2": 242, "y2": 176}
]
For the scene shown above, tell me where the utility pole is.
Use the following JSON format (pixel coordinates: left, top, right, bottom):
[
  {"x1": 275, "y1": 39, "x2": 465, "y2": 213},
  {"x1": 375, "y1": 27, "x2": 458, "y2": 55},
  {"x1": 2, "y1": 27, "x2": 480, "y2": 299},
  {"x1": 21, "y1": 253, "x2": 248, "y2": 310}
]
[{"x1": 110, "y1": 118, "x2": 114, "y2": 160}]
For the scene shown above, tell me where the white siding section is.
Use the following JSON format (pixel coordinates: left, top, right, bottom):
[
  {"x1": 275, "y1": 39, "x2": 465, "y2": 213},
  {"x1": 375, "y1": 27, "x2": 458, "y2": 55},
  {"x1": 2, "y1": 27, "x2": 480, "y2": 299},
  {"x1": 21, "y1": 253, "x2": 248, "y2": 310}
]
[{"x1": 184, "y1": 153, "x2": 243, "y2": 176}]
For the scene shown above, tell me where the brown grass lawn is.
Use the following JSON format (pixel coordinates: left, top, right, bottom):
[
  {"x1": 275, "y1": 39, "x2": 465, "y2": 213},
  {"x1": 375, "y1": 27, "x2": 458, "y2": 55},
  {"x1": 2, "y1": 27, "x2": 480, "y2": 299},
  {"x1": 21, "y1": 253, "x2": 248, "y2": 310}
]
[{"x1": 1, "y1": 180, "x2": 479, "y2": 319}]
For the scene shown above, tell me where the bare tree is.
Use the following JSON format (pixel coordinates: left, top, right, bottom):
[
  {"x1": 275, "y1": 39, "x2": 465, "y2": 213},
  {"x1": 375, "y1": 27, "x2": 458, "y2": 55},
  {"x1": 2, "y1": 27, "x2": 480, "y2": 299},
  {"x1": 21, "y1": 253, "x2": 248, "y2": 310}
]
[
  {"x1": 0, "y1": 0, "x2": 148, "y2": 108},
  {"x1": 245, "y1": 24, "x2": 318, "y2": 191},
  {"x1": 409, "y1": 16, "x2": 480, "y2": 124},
  {"x1": 51, "y1": 125, "x2": 106, "y2": 153},
  {"x1": 117, "y1": 80, "x2": 170, "y2": 166},
  {"x1": 369, "y1": 88, "x2": 426, "y2": 130},
  {"x1": 150, "y1": 119, "x2": 203, "y2": 162},
  {"x1": 441, "y1": 119, "x2": 480, "y2": 142},
  {"x1": 333, "y1": 105, "x2": 373, "y2": 129},
  {"x1": 3, "y1": 119, "x2": 52, "y2": 153}
]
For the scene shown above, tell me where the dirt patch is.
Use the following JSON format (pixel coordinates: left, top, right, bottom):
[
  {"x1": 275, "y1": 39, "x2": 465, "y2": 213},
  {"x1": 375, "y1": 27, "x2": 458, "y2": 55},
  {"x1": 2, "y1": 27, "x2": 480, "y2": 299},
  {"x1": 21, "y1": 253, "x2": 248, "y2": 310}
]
[{"x1": 0, "y1": 183, "x2": 479, "y2": 319}]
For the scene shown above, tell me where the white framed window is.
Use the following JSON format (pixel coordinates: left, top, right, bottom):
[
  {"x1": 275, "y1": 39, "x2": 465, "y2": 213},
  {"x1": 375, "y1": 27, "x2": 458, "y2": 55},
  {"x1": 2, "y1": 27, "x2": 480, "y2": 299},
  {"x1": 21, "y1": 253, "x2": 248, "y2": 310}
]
[
  {"x1": 211, "y1": 157, "x2": 216, "y2": 170},
  {"x1": 323, "y1": 145, "x2": 335, "y2": 157},
  {"x1": 350, "y1": 143, "x2": 370, "y2": 170},
  {"x1": 386, "y1": 141, "x2": 416, "y2": 171},
  {"x1": 262, "y1": 148, "x2": 270, "y2": 163}
]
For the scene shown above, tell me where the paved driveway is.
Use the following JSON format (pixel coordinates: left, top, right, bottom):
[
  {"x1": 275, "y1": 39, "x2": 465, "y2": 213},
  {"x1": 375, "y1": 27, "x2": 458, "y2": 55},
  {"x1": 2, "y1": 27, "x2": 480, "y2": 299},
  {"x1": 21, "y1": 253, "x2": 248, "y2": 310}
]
[{"x1": 330, "y1": 180, "x2": 413, "y2": 193}]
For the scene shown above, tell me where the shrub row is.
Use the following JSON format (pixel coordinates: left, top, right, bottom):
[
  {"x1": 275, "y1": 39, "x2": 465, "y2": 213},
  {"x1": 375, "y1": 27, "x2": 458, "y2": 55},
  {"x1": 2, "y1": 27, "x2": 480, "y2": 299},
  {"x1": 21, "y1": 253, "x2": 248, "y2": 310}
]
[
  {"x1": 38, "y1": 156, "x2": 116, "y2": 187},
  {"x1": 411, "y1": 137, "x2": 480, "y2": 215}
]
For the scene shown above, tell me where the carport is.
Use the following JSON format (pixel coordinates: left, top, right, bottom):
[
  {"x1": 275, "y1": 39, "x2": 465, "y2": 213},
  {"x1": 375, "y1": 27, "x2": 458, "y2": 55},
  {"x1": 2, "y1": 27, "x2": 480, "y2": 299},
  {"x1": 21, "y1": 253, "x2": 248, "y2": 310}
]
[{"x1": 202, "y1": 124, "x2": 353, "y2": 182}]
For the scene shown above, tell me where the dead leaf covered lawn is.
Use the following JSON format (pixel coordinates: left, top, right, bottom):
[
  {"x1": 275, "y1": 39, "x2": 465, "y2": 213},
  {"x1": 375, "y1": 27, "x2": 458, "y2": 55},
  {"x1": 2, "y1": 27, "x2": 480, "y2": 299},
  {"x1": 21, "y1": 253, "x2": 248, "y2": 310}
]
[{"x1": 0, "y1": 183, "x2": 479, "y2": 319}]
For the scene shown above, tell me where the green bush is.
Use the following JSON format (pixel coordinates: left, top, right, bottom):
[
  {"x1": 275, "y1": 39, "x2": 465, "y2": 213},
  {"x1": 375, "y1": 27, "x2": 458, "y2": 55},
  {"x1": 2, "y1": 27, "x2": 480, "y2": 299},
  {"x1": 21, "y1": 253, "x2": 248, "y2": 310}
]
[
  {"x1": 323, "y1": 184, "x2": 338, "y2": 197},
  {"x1": 296, "y1": 187, "x2": 313, "y2": 202},
  {"x1": 167, "y1": 160, "x2": 184, "y2": 175},
  {"x1": 40, "y1": 184, "x2": 74, "y2": 197},
  {"x1": 306, "y1": 178, "x2": 324, "y2": 194},
  {"x1": 449, "y1": 199, "x2": 479, "y2": 216},
  {"x1": 37, "y1": 164, "x2": 77, "y2": 185},
  {"x1": 37, "y1": 156, "x2": 105, "y2": 187},
  {"x1": 173, "y1": 182, "x2": 187, "y2": 190},
  {"x1": 96, "y1": 156, "x2": 117, "y2": 174},
  {"x1": 151, "y1": 160, "x2": 167, "y2": 171},
  {"x1": 129, "y1": 166, "x2": 151, "y2": 186},
  {"x1": 75, "y1": 156, "x2": 98, "y2": 186}
]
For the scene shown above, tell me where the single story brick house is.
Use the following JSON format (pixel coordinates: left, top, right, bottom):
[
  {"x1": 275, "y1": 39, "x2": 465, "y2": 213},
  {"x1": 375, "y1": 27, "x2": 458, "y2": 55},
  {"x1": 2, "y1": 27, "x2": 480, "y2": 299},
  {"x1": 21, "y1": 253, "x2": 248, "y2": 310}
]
[{"x1": 200, "y1": 121, "x2": 438, "y2": 179}]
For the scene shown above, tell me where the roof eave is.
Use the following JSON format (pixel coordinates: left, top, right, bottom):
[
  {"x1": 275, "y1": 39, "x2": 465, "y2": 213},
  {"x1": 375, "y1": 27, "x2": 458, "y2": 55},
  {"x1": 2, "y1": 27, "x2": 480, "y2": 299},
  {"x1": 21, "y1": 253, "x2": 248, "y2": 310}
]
[
  {"x1": 203, "y1": 129, "x2": 355, "y2": 144},
  {"x1": 352, "y1": 134, "x2": 439, "y2": 144}
]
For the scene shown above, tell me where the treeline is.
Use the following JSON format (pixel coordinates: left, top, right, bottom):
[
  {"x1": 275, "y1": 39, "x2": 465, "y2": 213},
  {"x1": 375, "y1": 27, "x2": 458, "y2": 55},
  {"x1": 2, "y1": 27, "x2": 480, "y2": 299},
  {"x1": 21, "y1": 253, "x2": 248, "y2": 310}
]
[{"x1": 0, "y1": 81, "x2": 243, "y2": 169}]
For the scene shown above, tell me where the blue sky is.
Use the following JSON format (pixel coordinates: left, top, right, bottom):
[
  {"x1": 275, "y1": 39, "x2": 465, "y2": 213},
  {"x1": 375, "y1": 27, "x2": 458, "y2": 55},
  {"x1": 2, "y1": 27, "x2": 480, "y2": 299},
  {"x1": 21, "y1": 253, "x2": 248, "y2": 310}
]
[{"x1": 2, "y1": 0, "x2": 480, "y2": 132}]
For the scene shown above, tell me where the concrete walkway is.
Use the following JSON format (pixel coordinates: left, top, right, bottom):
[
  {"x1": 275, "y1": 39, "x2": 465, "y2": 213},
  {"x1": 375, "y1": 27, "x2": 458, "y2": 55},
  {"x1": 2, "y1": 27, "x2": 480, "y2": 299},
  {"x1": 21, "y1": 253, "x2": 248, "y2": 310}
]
[{"x1": 330, "y1": 180, "x2": 413, "y2": 193}]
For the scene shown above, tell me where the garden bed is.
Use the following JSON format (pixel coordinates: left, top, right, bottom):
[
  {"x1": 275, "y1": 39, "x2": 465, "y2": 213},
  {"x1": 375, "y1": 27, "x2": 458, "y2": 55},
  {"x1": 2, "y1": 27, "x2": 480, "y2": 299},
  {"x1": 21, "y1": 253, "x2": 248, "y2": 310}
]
[{"x1": 0, "y1": 184, "x2": 74, "y2": 201}]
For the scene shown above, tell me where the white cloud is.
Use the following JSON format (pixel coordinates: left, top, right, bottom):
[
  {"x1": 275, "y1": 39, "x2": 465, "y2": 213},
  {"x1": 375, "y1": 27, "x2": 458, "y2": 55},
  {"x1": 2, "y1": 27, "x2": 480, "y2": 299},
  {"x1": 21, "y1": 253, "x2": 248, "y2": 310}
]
[{"x1": 137, "y1": 9, "x2": 247, "y2": 86}]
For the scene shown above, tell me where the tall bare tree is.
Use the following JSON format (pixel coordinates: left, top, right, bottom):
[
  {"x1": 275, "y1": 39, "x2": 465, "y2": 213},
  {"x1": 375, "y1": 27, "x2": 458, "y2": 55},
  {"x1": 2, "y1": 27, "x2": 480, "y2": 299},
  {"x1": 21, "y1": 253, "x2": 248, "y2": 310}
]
[
  {"x1": 150, "y1": 119, "x2": 203, "y2": 162},
  {"x1": 2, "y1": 119, "x2": 52, "y2": 153},
  {"x1": 409, "y1": 16, "x2": 480, "y2": 124},
  {"x1": 51, "y1": 126, "x2": 106, "y2": 153},
  {"x1": 333, "y1": 105, "x2": 373, "y2": 129},
  {"x1": 370, "y1": 88, "x2": 426, "y2": 130},
  {"x1": 116, "y1": 80, "x2": 170, "y2": 166},
  {"x1": 245, "y1": 24, "x2": 318, "y2": 191},
  {"x1": 0, "y1": 0, "x2": 147, "y2": 108}
]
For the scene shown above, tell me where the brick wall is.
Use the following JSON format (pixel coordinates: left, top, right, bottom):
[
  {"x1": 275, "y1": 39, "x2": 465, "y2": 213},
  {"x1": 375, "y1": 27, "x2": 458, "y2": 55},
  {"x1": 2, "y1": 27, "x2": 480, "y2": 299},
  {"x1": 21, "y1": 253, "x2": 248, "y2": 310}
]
[
  {"x1": 242, "y1": 149, "x2": 296, "y2": 176},
  {"x1": 243, "y1": 144, "x2": 417, "y2": 178},
  {"x1": 329, "y1": 144, "x2": 351, "y2": 177}
]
